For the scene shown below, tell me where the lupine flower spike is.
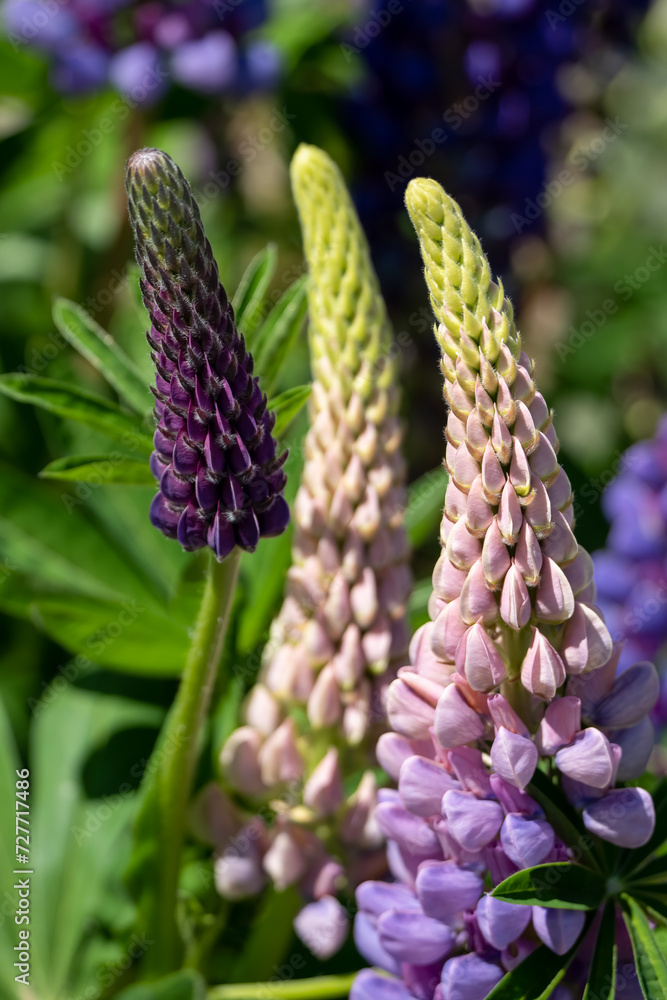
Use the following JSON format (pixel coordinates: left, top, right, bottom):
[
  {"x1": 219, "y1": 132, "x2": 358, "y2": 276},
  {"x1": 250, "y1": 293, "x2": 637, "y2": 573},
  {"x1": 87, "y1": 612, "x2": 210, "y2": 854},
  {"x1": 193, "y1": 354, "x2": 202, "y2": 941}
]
[
  {"x1": 125, "y1": 147, "x2": 289, "y2": 559},
  {"x1": 351, "y1": 178, "x2": 658, "y2": 1000},
  {"x1": 214, "y1": 144, "x2": 411, "y2": 958}
]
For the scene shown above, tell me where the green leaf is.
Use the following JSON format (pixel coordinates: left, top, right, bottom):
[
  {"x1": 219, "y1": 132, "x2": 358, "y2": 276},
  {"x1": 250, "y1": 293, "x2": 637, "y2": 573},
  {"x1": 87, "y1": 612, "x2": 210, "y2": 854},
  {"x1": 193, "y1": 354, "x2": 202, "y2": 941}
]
[
  {"x1": 621, "y1": 894, "x2": 667, "y2": 1000},
  {"x1": 28, "y1": 685, "x2": 162, "y2": 999},
  {"x1": 0, "y1": 461, "x2": 162, "y2": 608},
  {"x1": 116, "y1": 970, "x2": 206, "y2": 1000},
  {"x1": 29, "y1": 595, "x2": 191, "y2": 675},
  {"x1": 626, "y1": 854, "x2": 667, "y2": 891},
  {"x1": 404, "y1": 465, "x2": 448, "y2": 548},
  {"x1": 40, "y1": 454, "x2": 155, "y2": 485},
  {"x1": 492, "y1": 863, "x2": 606, "y2": 910},
  {"x1": 211, "y1": 973, "x2": 356, "y2": 999},
  {"x1": 0, "y1": 373, "x2": 152, "y2": 452},
  {"x1": 619, "y1": 778, "x2": 667, "y2": 877},
  {"x1": 484, "y1": 918, "x2": 591, "y2": 1000},
  {"x1": 52, "y1": 297, "x2": 151, "y2": 415},
  {"x1": 583, "y1": 900, "x2": 617, "y2": 1000},
  {"x1": 232, "y1": 244, "x2": 277, "y2": 339},
  {"x1": 270, "y1": 384, "x2": 312, "y2": 438},
  {"x1": 252, "y1": 276, "x2": 308, "y2": 392}
]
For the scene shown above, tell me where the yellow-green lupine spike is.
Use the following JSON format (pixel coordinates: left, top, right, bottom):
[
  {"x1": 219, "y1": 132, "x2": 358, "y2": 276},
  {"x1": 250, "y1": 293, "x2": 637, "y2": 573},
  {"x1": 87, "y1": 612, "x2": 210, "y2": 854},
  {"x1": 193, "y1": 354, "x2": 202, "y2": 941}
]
[
  {"x1": 290, "y1": 143, "x2": 395, "y2": 403},
  {"x1": 404, "y1": 178, "x2": 519, "y2": 359}
]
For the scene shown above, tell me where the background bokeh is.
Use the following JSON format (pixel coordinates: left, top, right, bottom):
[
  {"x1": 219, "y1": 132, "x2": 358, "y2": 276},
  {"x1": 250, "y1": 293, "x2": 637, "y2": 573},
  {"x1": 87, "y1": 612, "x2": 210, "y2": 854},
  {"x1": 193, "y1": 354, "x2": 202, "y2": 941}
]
[{"x1": 1, "y1": 0, "x2": 667, "y2": 995}]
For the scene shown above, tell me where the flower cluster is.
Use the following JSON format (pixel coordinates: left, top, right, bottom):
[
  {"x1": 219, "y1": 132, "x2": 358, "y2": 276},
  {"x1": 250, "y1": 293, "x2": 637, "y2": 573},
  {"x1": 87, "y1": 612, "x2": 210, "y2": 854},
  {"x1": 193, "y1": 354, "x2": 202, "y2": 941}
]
[
  {"x1": 351, "y1": 178, "x2": 658, "y2": 1000},
  {"x1": 214, "y1": 144, "x2": 411, "y2": 957},
  {"x1": 126, "y1": 146, "x2": 289, "y2": 557},
  {"x1": 1, "y1": 0, "x2": 279, "y2": 99},
  {"x1": 593, "y1": 416, "x2": 667, "y2": 728}
]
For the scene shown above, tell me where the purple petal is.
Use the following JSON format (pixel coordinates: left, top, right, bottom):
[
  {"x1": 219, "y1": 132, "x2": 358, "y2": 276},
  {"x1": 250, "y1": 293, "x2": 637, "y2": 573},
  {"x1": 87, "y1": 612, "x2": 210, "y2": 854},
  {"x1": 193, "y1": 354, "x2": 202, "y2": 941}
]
[
  {"x1": 442, "y1": 790, "x2": 504, "y2": 851},
  {"x1": 416, "y1": 862, "x2": 483, "y2": 922},
  {"x1": 378, "y1": 909, "x2": 455, "y2": 964},
  {"x1": 500, "y1": 813, "x2": 554, "y2": 869},
  {"x1": 476, "y1": 893, "x2": 532, "y2": 950},
  {"x1": 440, "y1": 954, "x2": 504, "y2": 1000},
  {"x1": 532, "y1": 907, "x2": 585, "y2": 955},
  {"x1": 350, "y1": 970, "x2": 416, "y2": 1000},
  {"x1": 399, "y1": 756, "x2": 459, "y2": 817},
  {"x1": 293, "y1": 896, "x2": 348, "y2": 960},
  {"x1": 583, "y1": 788, "x2": 656, "y2": 848},
  {"x1": 352, "y1": 916, "x2": 401, "y2": 976}
]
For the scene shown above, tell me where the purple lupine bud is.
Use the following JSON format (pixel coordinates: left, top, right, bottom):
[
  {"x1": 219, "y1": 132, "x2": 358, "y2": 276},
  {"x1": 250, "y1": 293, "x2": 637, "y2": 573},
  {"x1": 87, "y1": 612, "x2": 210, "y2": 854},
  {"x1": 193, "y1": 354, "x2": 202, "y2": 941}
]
[
  {"x1": 214, "y1": 824, "x2": 266, "y2": 900},
  {"x1": 490, "y1": 774, "x2": 541, "y2": 817},
  {"x1": 416, "y1": 862, "x2": 483, "y2": 922},
  {"x1": 220, "y1": 726, "x2": 265, "y2": 795},
  {"x1": 375, "y1": 801, "x2": 442, "y2": 859},
  {"x1": 555, "y1": 728, "x2": 616, "y2": 789},
  {"x1": 537, "y1": 697, "x2": 581, "y2": 755},
  {"x1": 476, "y1": 894, "x2": 532, "y2": 950},
  {"x1": 262, "y1": 829, "x2": 307, "y2": 890},
  {"x1": 307, "y1": 664, "x2": 341, "y2": 728},
  {"x1": 490, "y1": 727, "x2": 538, "y2": 789},
  {"x1": 582, "y1": 788, "x2": 656, "y2": 848},
  {"x1": 376, "y1": 732, "x2": 436, "y2": 781},
  {"x1": 244, "y1": 684, "x2": 282, "y2": 736},
  {"x1": 341, "y1": 771, "x2": 382, "y2": 847},
  {"x1": 434, "y1": 684, "x2": 485, "y2": 749},
  {"x1": 448, "y1": 746, "x2": 493, "y2": 798},
  {"x1": 432, "y1": 601, "x2": 468, "y2": 664},
  {"x1": 534, "y1": 557, "x2": 575, "y2": 624},
  {"x1": 514, "y1": 519, "x2": 543, "y2": 586},
  {"x1": 590, "y1": 661, "x2": 660, "y2": 729},
  {"x1": 532, "y1": 907, "x2": 585, "y2": 956},
  {"x1": 350, "y1": 969, "x2": 413, "y2": 1000},
  {"x1": 126, "y1": 148, "x2": 289, "y2": 556},
  {"x1": 258, "y1": 717, "x2": 303, "y2": 787},
  {"x1": 520, "y1": 628, "x2": 566, "y2": 701},
  {"x1": 303, "y1": 748, "x2": 343, "y2": 816},
  {"x1": 612, "y1": 717, "x2": 655, "y2": 781},
  {"x1": 356, "y1": 880, "x2": 422, "y2": 918},
  {"x1": 500, "y1": 813, "x2": 555, "y2": 868},
  {"x1": 399, "y1": 756, "x2": 459, "y2": 817},
  {"x1": 442, "y1": 789, "x2": 504, "y2": 851},
  {"x1": 387, "y1": 677, "x2": 437, "y2": 741},
  {"x1": 487, "y1": 694, "x2": 529, "y2": 737},
  {"x1": 293, "y1": 896, "x2": 349, "y2": 960},
  {"x1": 377, "y1": 909, "x2": 455, "y2": 965},
  {"x1": 499, "y1": 563, "x2": 531, "y2": 630},
  {"x1": 559, "y1": 602, "x2": 613, "y2": 675},
  {"x1": 455, "y1": 622, "x2": 506, "y2": 692},
  {"x1": 440, "y1": 954, "x2": 504, "y2": 1000}
]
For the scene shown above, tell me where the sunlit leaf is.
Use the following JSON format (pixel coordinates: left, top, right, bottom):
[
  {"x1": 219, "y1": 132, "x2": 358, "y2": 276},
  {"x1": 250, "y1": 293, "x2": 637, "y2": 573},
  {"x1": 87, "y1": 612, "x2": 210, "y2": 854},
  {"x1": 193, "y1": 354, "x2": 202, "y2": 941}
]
[
  {"x1": 621, "y1": 894, "x2": 667, "y2": 1000},
  {"x1": 404, "y1": 465, "x2": 447, "y2": 548},
  {"x1": 583, "y1": 900, "x2": 617, "y2": 1000},
  {"x1": 232, "y1": 244, "x2": 277, "y2": 339},
  {"x1": 270, "y1": 384, "x2": 311, "y2": 438},
  {"x1": 253, "y1": 276, "x2": 308, "y2": 392},
  {"x1": 492, "y1": 863, "x2": 606, "y2": 910},
  {"x1": 40, "y1": 454, "x2": 155, "y2": 485}
]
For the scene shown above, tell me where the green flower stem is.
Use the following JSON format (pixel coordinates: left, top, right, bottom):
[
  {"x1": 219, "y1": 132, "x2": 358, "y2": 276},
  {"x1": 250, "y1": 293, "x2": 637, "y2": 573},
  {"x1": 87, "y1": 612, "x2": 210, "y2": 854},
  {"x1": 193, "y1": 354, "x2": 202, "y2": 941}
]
[
  {"x1": 146, "y1": 547, "x2": 241, "y2": 976},
  {"x1": 208, "y1": 973, "x2": 358, "y2": 999}
]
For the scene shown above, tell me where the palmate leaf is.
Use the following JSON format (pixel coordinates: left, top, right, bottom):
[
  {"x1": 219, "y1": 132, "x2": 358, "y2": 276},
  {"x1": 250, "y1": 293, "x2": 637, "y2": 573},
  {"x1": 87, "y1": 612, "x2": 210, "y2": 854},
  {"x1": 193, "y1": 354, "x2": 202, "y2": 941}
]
[
  {"x1": 621, "y1": 894, "x2": 667, "y2": 1000},
  {"x1": 492, "y1": 863, "x2": 606, "y2": 909},
  {"x1": 583, "y1": 900, "x2": 617, "y2": 1000},
  {"x1": 40, "y1": 454, "x2": 156, "y2": 485},
  {"x1": 52, "y1": 297, "x2": 151, "y2": 415},
  {"x1": 270, "y1": 384, "x2": 312, "y2": 438},
  {"x1": 485, "y1": 916, "x2": 592, "y2": 1000},
  {"x1": 232, "y1": 243, "x2": 277, "y2": 339},
  {"x1": 0, "y1": 374, "x2": 153, "y2": 451}
]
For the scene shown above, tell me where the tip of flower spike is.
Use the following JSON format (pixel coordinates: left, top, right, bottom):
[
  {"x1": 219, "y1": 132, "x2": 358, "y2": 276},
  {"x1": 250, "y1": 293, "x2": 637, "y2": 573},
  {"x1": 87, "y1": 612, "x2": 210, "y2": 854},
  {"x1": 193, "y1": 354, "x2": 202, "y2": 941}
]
[{"x1": 125, "y1": 146, "x2": 188, "y2": 204}]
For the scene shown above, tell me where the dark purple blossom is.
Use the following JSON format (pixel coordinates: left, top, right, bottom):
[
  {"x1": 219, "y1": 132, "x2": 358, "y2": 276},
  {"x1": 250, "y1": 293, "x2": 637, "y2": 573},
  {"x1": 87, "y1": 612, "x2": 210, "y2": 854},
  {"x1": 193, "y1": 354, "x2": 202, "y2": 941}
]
[{"x1": 125, "y1": 146, "x2": 289, "y2": 558}]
